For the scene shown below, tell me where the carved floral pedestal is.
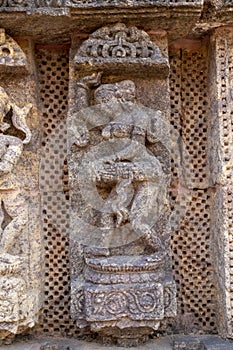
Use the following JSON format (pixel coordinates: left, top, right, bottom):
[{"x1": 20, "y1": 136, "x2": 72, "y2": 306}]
[{"x1": 80, "y1": 255, "x2": 176, "y2": 346}]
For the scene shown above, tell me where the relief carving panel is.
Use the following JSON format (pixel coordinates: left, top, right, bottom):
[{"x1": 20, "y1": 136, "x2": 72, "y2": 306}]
[
  {"x1": 0, "y1": 30, "x2": 42, "y2": 341},
  {"x1": 68, "y1": 24, "x2": 176, "y2": 346}
]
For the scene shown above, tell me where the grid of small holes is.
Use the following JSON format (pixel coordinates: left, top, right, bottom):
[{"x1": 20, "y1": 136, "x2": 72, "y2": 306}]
[
  {"x1": 37, "y1": 51, "x2": 68, "y2": 139},
  {"x1": 36, "y1": 49, "x2": 79, "y2": 336},
  {"x1": 170, "y1": 50, "x2": 217, "y2": 332},
  {"x1": 171, "y1": 190, "x2": 216, "y2": 332},
  {"x1": 173, "y1": 50, "x2": 209, "y2": 188}
]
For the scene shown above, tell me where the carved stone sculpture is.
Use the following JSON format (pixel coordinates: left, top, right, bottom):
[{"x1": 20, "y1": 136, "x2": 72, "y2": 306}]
[
  {"x1": 69, "y1": 24, "x2": 176, "y2": 346},
  {"x1": 69, "y1": 73, "x2": 176, "y2": 346},
  {"x1": 0, "y1": 86, "x2": 33, "y2": 339},
  {"x1": 0, "y1": 30, "x2": 42, "y2": 341}
]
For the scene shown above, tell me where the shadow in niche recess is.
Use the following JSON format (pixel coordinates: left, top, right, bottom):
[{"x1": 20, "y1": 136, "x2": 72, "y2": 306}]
[{"x1": 0, "y1": 200, "x2": 12, "y2": 231}]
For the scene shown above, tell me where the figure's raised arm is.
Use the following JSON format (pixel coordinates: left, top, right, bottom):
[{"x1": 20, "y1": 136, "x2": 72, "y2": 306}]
[
  {"x1": 76, "y1": 72, "x2": 102, "y2": 111},
  {"x1": 69, "y1": 73, "x2": 102, "y2": 148}
]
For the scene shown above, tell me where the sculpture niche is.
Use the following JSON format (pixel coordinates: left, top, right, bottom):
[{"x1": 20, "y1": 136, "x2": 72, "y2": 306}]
[{"x1": 69, "y1": 24, "x2": 176, "y2": 347}]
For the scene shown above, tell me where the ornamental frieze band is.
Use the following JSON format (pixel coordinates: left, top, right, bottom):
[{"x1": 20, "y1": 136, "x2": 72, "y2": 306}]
[{"x1": 0, "y1": 0, "x2": 204, "y2": 10}]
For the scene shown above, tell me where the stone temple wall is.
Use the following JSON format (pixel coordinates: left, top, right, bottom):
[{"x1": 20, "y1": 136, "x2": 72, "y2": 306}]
[
  {"x1": 35, "y1": 43, "x2": 217, "y2": 338},
  {"x1": 0, "y1": 1, "x2": 233, "y2": 348}
]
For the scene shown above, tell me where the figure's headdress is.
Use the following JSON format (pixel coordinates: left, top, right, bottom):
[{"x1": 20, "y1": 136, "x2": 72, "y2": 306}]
[{"x1": 94, "y1": 80, "x2": 136, "y2": 104}]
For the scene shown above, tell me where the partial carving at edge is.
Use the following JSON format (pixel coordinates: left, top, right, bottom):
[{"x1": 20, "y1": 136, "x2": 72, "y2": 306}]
[
  {"x1": 74, "y1": 23, "x2": 169, "y2": 78},
  {"x1": 0, "y1": 0, "x2": 204, "y2": 9},
  {"x1": 0, "y1": 29, "x2": 28, "y2": 72},
  {"x1": 0, "y1": 0, "x2": 64, "y2": 7},
  {"x1": 0, "y1": 87, "x2": 33, "y2": 340}
]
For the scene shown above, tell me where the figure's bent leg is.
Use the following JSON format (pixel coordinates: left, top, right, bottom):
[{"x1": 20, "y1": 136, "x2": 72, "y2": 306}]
[
  {"x1": 112, "y1": 177, "x2": 134, "y2": 227},
  {"x1": 130, "y1": 181, "x2": 163, "y2": 251},
  {"x1": 0, "y1": 190, "x2": 28, "y2": 254}
]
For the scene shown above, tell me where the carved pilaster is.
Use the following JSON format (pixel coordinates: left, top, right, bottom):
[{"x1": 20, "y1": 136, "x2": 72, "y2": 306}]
[{"x1": 209, "y1": 28, "x2": 233, "y2": 337}]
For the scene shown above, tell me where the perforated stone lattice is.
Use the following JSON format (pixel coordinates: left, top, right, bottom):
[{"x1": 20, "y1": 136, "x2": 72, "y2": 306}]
[
  {"x1": 36, "y1": 48, "x2": 78, "y2": 336},
  {"x1": 170, "y1": 49, "x2": 217, "y2": 332},
  {"x1": 36, "y1": 46, "x2": 216, "y2": 336},
  {"x1": 170, "y1": 49, "x2": 210, "y2": 189}
]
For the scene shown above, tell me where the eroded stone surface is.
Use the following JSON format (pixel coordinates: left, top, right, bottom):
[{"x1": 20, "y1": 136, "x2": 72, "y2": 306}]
[
  {"x1": 68, "y1": 24, "x2": 176, "y2": 346},
  {"x1": 1, "y1": 335, "x2": 233, "y2": 350},
  {"x1": 0, "y1": 0, "x2": 203, "y2": 10},
  {"x1": 0, "y1": 34, "x2": 42, "y2": 341}
]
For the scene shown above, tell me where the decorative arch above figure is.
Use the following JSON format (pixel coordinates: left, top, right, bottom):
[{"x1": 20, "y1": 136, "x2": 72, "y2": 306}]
[{"x1": 74, "y1": 23, "x2": 169, "y2": 78}]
